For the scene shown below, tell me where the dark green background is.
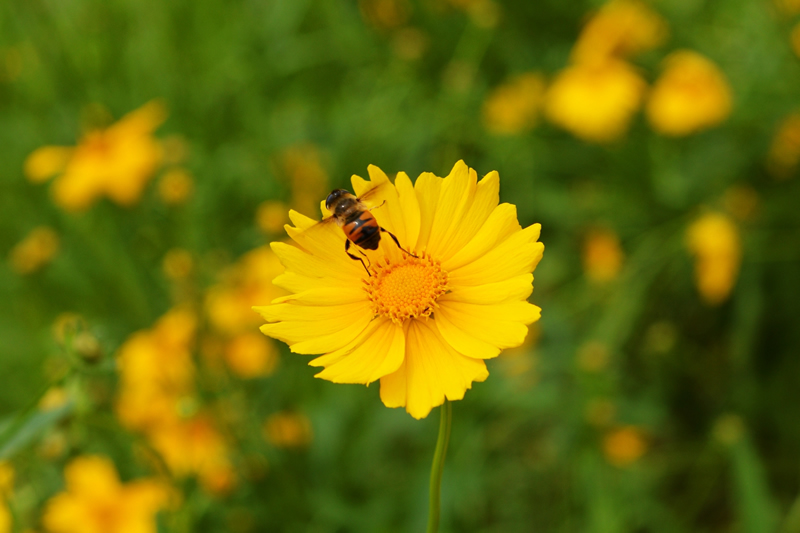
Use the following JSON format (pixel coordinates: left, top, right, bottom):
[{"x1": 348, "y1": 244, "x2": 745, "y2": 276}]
[{"x1": 1, "y1": 0, "x2": 800, "y2": 531}]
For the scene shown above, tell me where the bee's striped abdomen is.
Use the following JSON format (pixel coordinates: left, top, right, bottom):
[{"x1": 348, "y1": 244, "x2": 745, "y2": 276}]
[{"x1": 343, "y1": 211, "x2": 381, "y2": 250}]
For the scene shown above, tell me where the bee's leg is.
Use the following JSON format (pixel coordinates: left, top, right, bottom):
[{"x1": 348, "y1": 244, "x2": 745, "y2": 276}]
[
  {"x1": 380, "y1": 227, "x2": 417, "y2": 257},
  {"x1": 345, "y1": 240, "x2": 371, "y2": 276}
]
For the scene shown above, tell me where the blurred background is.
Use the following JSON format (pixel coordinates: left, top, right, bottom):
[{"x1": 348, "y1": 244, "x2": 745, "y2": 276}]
[{"x1": 1, "y1": 0, "x2": 800, "y2": 531}]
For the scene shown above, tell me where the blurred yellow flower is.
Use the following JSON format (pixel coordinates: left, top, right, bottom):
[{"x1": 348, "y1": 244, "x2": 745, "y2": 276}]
[
  {"x1": 603, "y1": 426, "x2": 647, "y2": 466},
  {"x1": 498, "y1": 323, "x2": 540, "y2": 378},
  {"x1": 39, "y1": 387, "x2": 70, "y2": 412},
  {"x1": 263, "y1": 412, "x2": 313, "y2": 448},
  {"x1": 24, "y1": 100, "x2": 166, "y2": 211},
  {"x1": 0, "y1": 463, "x2": 10, "y2": 533},
  {"x1": 160, "y1": 135, "x2": 189, "y2": 165},
  {"x1": 391, "y1": 27, "x2": 429, "y2": 61},
  {"x1": 0, "y1": 462, "x2": 12, "y2": 497},
  {"x1": 206, "y1": 246, "x2": 288, "y2": 336},
  {"x1": 646, "y1": 51, "x2": 732, "y2": 136},
  {"x1": 256, "y1": 200, "x2": 289, "y2": 235},
  {"x1": 776, "y1": 0, "x2": 800, "y2": 14},
  {"x1": 116, "y1": 309, "x2": 196, "y2": 431},
  {"x1": 358, "y1": 0, "x2": 411, "y2": 30},
  {"x1": 482, "y1": 72, "x2": 545, "y2": 135},
  {"x1": 577, "y1": 340, "x2": 610, "y2": 372},
  {"x1": 446, "y1": 0, "x2": 501, "y2": 29},
  {"x1": 582, "y1": 228, "x2": 624, "y2": 282},
  {"x1": 255, "y1": 161, "x2": 543, "y2": 419},
  {"x1": 571, "y1": 0, "x2": 667, "y2": 65},
  {"x1": 157, "y1": 168, "x2": 193, "y2": 205},
  {"x1": 224, "y1": 332, "x2": 278, "y2": 379},
  {"x1": 0, "y1": 502, "x2": 8, "y2": 533},
  {"x1": 42, "y1": 456, "x2": 169, "y2": 533},
  {"x1": 115, "y1": 309, "x2": 234, "y2": 494},
  {"x1": 722, "y1": 185, "x2": 759, "y2": 221},
  {"x1": 8, "y1": 226, "x2": 59, "y2": 275},
  {"x1": 585, "y1": 398, "x2": 616, "y2": 427},
  {"x1": 280, "y1": 144, "x2": 329, "y2": 219},
  {"x1": 544, "y1": 59, "x2": 646, "y2": 143},
  {"x1": 712, "y1": 413, "x2": 745, "y2": 445},
  {"x1": 162, "y1": 248, "x2": 194, "y2": 281},
  {"x1": 686, "y1": 212, "x2": 741, "y2": 305},
  {"x1": 767, "y1": 113, "x2": 800, "y2": 179},
  {"x1": 149, "y1": 416, "x2": 234, "y2": 494}
]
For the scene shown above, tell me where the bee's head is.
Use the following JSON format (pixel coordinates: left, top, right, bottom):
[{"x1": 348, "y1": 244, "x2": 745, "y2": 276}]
[{"x1": 325, "y1": 189, "x2": 349, "y2": 212}]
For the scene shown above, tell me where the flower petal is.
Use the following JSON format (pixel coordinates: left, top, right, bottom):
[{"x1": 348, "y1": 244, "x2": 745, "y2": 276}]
[
  {"x1": 271, "y1": 287, "x2": 366, "y2": 306},
  {"x1": 271, "y1": 241, "x2": 357, "y2": 283},
  {"x1": 395, "y1": 172, "x2": 421, "y2": 251},
  {"x1": 435, "y1": 301, "x2": 541, "y2": 359},
  {"x1": 310, "y1": 318, "x2": 405, "y2": 384},
  {"x1": 284, "y1": 214, "x2": 365, "y2": 279},
  {"x1": 413, "y1": 171, "x2": 443, "y2": 252},
  {"x1": 379, "y1": 319, "x2": 488, "y2": 419},
  {"x1": 447, "y1": 224, "x2": 543, "y2": 286},
  {"x1": 257, "y1": 302, "x2": 372, "y2": 352},
  {"x1": 440, "y1": 273, "x2": 533, "y2": 305},
  {"x1": 435, "y1": 170, "x2": 500, "y2": 261},
  {"x1": 426, "y1": 161, "x2": 476, "y2": 259},
  {"x1": 24, "y1": 146, "x2": 73, "y2": 183},
  {"x1": 442, "y1": 203, "x2": 523, "y2": 272}
]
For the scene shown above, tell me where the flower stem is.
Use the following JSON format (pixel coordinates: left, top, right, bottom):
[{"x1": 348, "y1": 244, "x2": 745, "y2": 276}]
[{"x1": 427, "y1": 399, "x2": 452, "y2": 533}]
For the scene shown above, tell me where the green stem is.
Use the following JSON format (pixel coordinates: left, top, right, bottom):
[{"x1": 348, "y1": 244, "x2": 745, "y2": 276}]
[{"x1": 427, "y1": 399, "x2": 452, "y2": 533}]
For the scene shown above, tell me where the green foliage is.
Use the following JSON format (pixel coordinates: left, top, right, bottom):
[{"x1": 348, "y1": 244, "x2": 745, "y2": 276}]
[{"x1": 1, "y1": 0, "x2": 800, "y2": 531}]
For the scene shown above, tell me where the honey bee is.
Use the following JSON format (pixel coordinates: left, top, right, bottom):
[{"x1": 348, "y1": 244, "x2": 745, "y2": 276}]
[{"x1": 323, "y1": 185, "x2": 414, "y2": 274}]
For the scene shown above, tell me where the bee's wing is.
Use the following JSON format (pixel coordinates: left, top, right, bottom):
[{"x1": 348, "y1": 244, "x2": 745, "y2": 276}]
[
  {"x1": 285, "y1": 210, "x2": 344, "y2": 255},
  {"x1": 355, "y1": 181, "x2": 391, "y2": 207}
]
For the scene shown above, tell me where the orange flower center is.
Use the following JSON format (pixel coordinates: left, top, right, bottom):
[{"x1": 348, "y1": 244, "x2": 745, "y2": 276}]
[{"x1": 364, "y1": 253, "x2": 448, "y2": 324}]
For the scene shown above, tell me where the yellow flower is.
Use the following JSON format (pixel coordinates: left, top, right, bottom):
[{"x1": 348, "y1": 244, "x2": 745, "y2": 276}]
[
  {"x1": 482, "y1": 72, "x2": 545, "y2": 135},
  {"x1": 544, "y1": 59, "x2": 646, "y2": 143},
  {"x1": 776, "y1": 0, "x2": 800, "y2": 14},
  {"x1": 0, "y1": 462, "x2": 12, "y2": 533},
  {"x1": 263, "y1": 412, "x2": 313, "y2": 448},
  {"x1": 0, "y1": 462, "x2": 12, "y2": 497},
  {"x1": 162, "y1": 249, "x2": 194, "y2": 281},
  {"x1": 0, "y1": 502, "x2": 9, "y2": 533},
  {"x1": 255, "y1": 161, "x2": 543, "y2": 419},
  {"x1": 256, "y1": 201, "x2": 289, "y2": 235},
  {"x1": 224, "y1": 332, "x2": 278, "y2": 378},
  {"x1": 767, "y1": 113, "x2": 800, "y2": 179},
  {"x1": 582, "y1": 228, "x2": 624, "y2": 283},
  {"x1": 686, "y1": 212, "x2": 741, "y2": 305},
  {"x1": 722, "y1": 185, "x2": 759, "y2": 221},
  {"x1": 115, "y1": 309, "x2": 196, "y2": 431},
  {"x1": 576, "y1": 341, "x2": 610, "y2": 373},
  {"x1": 157, "y1": 168, "x2": 193, "y2": 205},
  {"x1": 25, "y1": 101, "x2": 166, "y2": 211},
  {"x1": 646, "y1": 51, "x2": 732, "y2": 136},
  {"x1": 149, "y1": 416, "x2": 234, "y2": 494},
  {"x1": 42, "y1": 456, "x2": 169, "y2": 533},
  {"x1": 358, "y1": 0, "x2": 411, "y2": 30},
  {"x1": 8, "y1": 226, "x2": 59, "y2": 275},
  {"x1": 280, "y1": 144, "x2": 329, "y2": 219},
  {"x1": 571, "y1": 0, "x2": 667, "y2": 65},
  {"x1": 206, "y1": 246, "x2": 288, "y2": 336},
  {"x1": 39, "y1": 387, "x2": 70, "y2": 412},
  {"x1": 445, "y1": 0, "x2": 501, "y2": 29},
  {"x1": 603, "y1": 426, "x2": 647, "y2": 466}
]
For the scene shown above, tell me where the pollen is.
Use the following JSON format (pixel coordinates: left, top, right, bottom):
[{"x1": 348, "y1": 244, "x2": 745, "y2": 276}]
[{"x1": 364, "y1": 253, "x2": 449, "y2": 323}]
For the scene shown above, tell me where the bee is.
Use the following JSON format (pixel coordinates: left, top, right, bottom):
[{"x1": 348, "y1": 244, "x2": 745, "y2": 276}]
[{"x1": 323, "y1": 185, "x2": 414, "y2": 274}]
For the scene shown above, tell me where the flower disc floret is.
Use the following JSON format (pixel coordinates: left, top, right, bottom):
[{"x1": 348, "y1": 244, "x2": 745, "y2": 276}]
[{"x1": 365, "y1": 253, "x2": 448, "y2": 323}]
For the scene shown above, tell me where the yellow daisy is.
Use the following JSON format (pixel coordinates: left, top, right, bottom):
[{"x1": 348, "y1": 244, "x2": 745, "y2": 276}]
[{"x1": 255, "y1": 161, "x2": 543, "y2": 419}]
